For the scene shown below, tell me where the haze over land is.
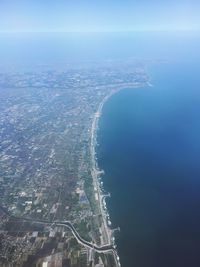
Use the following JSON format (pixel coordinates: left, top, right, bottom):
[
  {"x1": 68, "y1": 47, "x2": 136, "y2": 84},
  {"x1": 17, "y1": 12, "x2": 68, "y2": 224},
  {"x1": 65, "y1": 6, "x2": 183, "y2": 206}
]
[{"x1": 0, "y1": 1, "x2": 200, "y2": 267}]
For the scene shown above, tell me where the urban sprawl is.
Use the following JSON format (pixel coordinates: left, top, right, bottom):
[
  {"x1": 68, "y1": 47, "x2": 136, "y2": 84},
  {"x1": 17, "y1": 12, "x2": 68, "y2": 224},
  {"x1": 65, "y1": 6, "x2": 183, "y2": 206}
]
[{"x1": 0, "y1": 60, "x2": 148, "y2": 267}]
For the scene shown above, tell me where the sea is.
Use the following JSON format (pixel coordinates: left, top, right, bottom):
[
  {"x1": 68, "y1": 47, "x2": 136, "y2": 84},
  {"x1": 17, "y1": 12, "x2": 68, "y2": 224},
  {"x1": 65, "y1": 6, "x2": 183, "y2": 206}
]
[
  {"x1": 97, "y1": 43, "x2": 200, "y2": 266},
  {"x1": 1, "y1": 31, "x2": 200, "y2": 267}
]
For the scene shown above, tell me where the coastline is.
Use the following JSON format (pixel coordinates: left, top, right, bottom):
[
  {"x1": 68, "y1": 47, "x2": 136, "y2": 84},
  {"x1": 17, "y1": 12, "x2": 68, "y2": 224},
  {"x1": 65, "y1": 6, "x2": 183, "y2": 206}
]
[{"x1": 90, "y1": 82, "x2": 148, "y2": 267}]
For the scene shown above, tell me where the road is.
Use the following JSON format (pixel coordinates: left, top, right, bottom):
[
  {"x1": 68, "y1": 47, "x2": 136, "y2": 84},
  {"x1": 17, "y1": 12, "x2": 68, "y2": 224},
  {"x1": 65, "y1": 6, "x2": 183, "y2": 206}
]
[{"x1": 0, "y1": 207, "x2": 115, "y2": 253}]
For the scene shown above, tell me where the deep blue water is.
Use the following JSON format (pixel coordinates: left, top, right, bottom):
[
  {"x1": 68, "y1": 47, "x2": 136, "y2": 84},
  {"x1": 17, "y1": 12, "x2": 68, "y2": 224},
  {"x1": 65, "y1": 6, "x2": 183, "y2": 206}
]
[
  {"x1": 1, "y1": 32, "x2": 200, "y2": 267},
  {"x1": 97, "y1": 61, "x2": 200, "y2": 267}
]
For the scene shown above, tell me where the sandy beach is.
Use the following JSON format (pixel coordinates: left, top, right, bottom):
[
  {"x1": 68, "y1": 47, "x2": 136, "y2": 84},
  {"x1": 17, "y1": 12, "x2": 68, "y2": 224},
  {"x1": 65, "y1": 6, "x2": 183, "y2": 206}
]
[{"x1": 90, "y1": 82, "x2": 146, "y2": 266}]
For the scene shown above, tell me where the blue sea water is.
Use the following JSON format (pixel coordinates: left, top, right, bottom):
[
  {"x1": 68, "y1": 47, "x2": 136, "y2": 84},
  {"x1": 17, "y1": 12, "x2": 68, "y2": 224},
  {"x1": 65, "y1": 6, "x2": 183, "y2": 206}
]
[
  {"x1": 97, "y1": 60, "x2": 200, "y2": 267},
  {"x1": 1, "y1": 32, "x2": 200, "y2": 267}
]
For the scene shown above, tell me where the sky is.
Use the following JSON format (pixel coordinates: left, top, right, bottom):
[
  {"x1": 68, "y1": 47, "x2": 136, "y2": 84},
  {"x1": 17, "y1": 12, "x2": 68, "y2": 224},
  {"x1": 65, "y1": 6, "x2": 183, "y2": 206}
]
[{"x1": 0, "y1": 0, "x2": 200, "y2": 32}]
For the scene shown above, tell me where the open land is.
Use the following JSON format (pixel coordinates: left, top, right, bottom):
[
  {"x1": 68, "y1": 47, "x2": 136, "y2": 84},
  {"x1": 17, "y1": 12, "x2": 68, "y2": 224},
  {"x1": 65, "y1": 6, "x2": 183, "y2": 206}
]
[{"x1": 0, "y1": 60, "x2": 148, "y2": 267}]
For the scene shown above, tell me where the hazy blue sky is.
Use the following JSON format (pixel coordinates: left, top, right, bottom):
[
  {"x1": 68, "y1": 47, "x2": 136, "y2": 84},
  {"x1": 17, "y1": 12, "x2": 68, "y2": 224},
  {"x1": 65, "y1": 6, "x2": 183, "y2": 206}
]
[{"x1": 0, "y1": 0, "x2": 200, "y2": 32}]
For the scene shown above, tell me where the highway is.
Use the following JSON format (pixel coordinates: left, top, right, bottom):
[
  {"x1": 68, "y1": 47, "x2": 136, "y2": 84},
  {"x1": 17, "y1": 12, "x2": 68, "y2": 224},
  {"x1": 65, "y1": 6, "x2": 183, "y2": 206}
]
[
  {"x1": 0, "y1": 206, "x2": 120, "y2": 266},
  {"x1": 0, "y1": 207, "x2": 114, "y2": 253}
]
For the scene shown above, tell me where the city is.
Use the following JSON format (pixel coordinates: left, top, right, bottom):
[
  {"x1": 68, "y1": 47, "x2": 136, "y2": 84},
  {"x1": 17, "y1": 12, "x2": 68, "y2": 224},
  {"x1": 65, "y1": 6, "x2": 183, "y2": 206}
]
[{"x1": 0, "y1": 60, "x2": 148, "y2": 267}]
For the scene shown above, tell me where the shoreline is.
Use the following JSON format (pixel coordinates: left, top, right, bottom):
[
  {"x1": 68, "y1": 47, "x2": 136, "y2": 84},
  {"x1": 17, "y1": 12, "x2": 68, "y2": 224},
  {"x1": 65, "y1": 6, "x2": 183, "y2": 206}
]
[{"x1": 90, "y1": 82, "x2": 148, "y2": 266}]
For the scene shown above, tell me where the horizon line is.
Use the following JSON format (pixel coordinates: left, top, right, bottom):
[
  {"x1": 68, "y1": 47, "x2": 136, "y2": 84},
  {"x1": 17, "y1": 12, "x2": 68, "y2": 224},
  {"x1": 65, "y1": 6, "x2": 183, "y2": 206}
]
[{"x1": 0, "y1": 29, "x2": 200, "y2": 34}]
